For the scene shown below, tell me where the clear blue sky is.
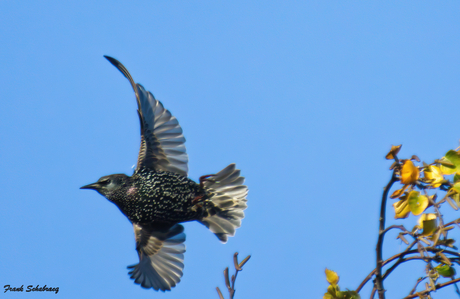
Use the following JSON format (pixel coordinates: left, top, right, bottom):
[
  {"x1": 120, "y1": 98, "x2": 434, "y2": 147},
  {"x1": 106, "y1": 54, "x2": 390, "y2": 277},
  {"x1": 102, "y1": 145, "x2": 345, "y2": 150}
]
[{"x1": 1, "y1": 1, "x2": 460, "y2": 298}]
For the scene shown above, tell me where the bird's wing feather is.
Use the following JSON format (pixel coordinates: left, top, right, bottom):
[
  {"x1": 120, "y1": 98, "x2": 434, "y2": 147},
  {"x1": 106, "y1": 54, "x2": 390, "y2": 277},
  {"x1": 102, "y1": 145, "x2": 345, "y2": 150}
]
[
  {"x1": 128, "y1": 223, "x2": 186, "y2": 291},
  {"x1": 104, "y1": 56, "x2": 188, "y2": 176}
]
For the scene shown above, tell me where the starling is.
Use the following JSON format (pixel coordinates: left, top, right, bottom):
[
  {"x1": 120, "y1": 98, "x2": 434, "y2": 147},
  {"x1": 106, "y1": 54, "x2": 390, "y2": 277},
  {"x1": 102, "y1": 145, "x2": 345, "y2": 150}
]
[{"x1": 81, "y1": 56, "x2": 248, "y2": 292}]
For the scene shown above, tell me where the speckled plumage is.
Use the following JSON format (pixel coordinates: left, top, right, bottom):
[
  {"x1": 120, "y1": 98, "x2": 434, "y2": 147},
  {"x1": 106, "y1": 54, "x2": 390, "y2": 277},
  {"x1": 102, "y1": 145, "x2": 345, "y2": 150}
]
[
  {"x1": 111, "y1": 168, "x2": 207, "y2": 224},
  {"x1": 81, "y1": 56, "x2": 248, "y2": 292}
]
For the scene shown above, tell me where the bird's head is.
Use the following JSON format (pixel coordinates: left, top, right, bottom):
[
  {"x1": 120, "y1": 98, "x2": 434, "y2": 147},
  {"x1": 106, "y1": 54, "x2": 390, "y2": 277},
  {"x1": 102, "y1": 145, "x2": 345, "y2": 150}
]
[{"x1": 80, "y1": 174, "x2": 130, "y2": 197}]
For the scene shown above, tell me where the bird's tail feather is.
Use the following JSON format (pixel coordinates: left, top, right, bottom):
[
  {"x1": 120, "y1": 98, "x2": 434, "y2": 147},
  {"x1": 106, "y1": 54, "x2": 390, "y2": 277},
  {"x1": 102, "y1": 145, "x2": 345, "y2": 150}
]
[{"x1": 199, "y1": 164, "x2": 248, "y2": 243}]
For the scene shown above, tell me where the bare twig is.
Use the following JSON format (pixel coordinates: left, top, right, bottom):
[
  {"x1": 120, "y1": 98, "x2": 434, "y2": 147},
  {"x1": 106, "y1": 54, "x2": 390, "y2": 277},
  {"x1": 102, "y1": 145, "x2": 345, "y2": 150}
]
[
  {"x1": 370, "y1": 286, "x2": 376, "y2": 299},
  {"x1": 233, "y1": 253, "x2": 242, "y2": 270},
  {"x1": 409, "y1": 277, "x2": 426, "y2": 295},
  {"x1": 216, "y1": 287, "x2": 225, "y2": 299},
  {"x1": 428, "y1": 193, "x2": 447, "y2": 237},
  {"x1": 444, "y1": 218, "x2": 460, "y2": 228},
  {"x1": 403, "y1": 277, "x2": 460, "y2": 298},
  {"x1": 216, "y1": 252, "x2": 251, "y2": 299},
  {"x1": 357, "y1": 269, "x2": 378, "y2": 294},
  {"x1": 382, "y1": 225, "x2": 412, "y2": 236}
]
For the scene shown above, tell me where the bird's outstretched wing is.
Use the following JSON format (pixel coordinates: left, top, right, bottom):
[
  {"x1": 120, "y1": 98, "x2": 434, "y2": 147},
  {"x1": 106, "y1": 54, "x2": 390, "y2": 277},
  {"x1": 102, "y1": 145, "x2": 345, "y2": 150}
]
[
  {"x1": 104, "y1": 56, "x2": 188, "y2": 176},
  {"x1": 128, "y1": 223, "x2": 186, "y2": 291}
]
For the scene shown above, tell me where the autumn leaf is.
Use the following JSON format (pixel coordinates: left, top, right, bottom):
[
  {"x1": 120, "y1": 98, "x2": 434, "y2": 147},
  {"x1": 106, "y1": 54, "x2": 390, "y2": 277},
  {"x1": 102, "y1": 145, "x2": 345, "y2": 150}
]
[
  {"x1": 408, "y1": 191, "x2": 428, "y2": 216},
  {"x1": 451, "y1": 193, "x2": 460, "y2": 208},
  {"x1": 419, "y1": 213, "x2": 437, "y2": 236},
  {"x1": 325, "y1": 268, "x2": 339, "y2": 285},
  {"x1": 390, "y1": 187, "x2": 406, "y2": 199},
  {"x1": 323, "y1": 269, "x2": 360, "y2": 299},
  {"x1": 439, "y1": 150, "x2": 460, "y2": 175},
  {"x1": 452, "y1": 182, "x2": 460, "y2": 194},
  {"x1": 385, "y1": 145, "x2": 402, "y2": 160},
  {"x1": 438, "y1": 157, "x2": 456, "y2": 175},
  {"x1": 400, "y1": 160, "x2": 419, "y2": 184},
  {"x1": 424, "y1": 165, "x2": 444, "y2": 188},
  {"x1": 393, "y1": 198, "x2": 411, "y2": 219}
]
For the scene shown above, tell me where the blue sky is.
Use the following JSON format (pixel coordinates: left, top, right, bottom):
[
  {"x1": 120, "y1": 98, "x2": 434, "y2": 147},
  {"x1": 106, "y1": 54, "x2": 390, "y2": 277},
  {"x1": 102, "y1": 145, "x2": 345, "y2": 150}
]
[{"x1": 1, "y1": 1, "x2": 460, "y2": 298}]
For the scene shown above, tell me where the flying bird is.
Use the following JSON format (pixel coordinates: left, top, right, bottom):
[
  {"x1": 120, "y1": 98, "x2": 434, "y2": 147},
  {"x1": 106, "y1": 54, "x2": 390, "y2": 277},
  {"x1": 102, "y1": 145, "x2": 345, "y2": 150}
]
[{"x1": 81, "y1": 56, "x2": 248, "y2": 291}]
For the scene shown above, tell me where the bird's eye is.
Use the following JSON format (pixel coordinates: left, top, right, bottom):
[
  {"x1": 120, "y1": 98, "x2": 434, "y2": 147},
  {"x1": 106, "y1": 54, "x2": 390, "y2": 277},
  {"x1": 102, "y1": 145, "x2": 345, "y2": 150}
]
[{"x1": 101, "y1": 179, "x2": 111, "y2": 185}]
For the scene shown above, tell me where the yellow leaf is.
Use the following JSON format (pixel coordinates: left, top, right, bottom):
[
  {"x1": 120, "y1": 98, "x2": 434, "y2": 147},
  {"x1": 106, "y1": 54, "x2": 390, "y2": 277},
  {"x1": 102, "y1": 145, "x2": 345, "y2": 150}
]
[
  {"x1": 451, "y1": 193, "x2": 460, "y2": 207},
  {"x1": 400, "y1": 160, "x2": 419, "y2": 184},
  {"x1": 439, "y1": 156, "x2": 457, "y2": 175},
  {"x1": 424, "y1": 166, "x2": 444, "y2": 188},
  {"x1": 393, "y1": 198, "x2": 406, "y2": 212},
  {"x1": 327, "y1": 284, "x2": 339, "y2": 296},
  {"x1": 419, "y1": 213, "x2": 437, "y2": 236},
  {"x1": 452, "y1": 182, "x2": 460, "y2": 194},
  {"x1": 445, "y1": 150, "x2": 460, "y2": 174},
  {"x1": 325, "y1": 268, "x2": 339, "y2": 285},
  {"x1": 438, "y1": 150, "x2": 460, "y2": 175},
  {"x1": 385, "y1": 145, "x2": 402, "y2": 160},
  {"x1": 390, "y1": 187, "x2": 406, "y2": 199},
  {"x1": 408, "y1": 191, "x2": 428, "y2": 216},
  {"x1": 393, "y1": 199, "x2": 411, "y2": 219}
]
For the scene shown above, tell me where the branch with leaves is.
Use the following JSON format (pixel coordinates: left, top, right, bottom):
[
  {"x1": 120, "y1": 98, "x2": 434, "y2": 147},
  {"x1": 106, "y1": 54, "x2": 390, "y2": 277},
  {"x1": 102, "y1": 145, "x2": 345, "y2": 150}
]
[
  {"x1": 216, "y1": 252, "x2": 251, "y2": 299},
  {"x1": 324, "y1": 144, "x2": 460, "y2": 299}
]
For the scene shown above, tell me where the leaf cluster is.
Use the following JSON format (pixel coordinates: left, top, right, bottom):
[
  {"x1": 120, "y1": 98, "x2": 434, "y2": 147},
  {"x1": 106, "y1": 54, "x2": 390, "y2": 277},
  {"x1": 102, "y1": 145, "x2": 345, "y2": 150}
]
[
  {"x1": 323, "y1": 269, "x2": 360, "y2": 299},
  {"x1": 325, "y1": 144, "x2": 460, "y2": 299}
]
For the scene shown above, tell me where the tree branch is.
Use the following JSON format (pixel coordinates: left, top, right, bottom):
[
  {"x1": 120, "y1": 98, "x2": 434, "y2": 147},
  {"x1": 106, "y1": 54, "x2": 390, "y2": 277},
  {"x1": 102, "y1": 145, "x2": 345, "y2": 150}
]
[
  {"x1": 383, "y1": 256, "x2": 450, "y2": 280},
  {"x1": 357, "y1": 240, "x2": 416, "y2": 293},
  {"x1": 375, "y1": 169, "x2": 399, "y2": 299},
  {"x1": 403, "y1": 277, "x2": 460, "y2": 299},
  {"x1": 444, "y1": 218, "x2": 460, "y2": 228},
  {"x1": 382, "y1": 225, "x2": 412, "y2": 236},
  {"x1": 370, "y1": 287, "x2": 376, "y2": 299},
  {"x1": 357, "y1": 241, "x2": 460, "y2": 293}
]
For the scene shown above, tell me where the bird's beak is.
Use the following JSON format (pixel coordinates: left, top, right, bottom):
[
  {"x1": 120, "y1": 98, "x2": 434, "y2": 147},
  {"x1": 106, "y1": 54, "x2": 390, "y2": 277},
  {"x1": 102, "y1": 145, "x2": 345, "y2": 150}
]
[{"x1": 80, "y1": 182, "x2": 100, "y2": 190}]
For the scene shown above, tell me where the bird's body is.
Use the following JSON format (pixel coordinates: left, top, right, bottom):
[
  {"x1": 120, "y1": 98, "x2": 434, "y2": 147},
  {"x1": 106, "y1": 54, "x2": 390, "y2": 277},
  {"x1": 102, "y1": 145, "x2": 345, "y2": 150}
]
[
  {"x1": 81, "y1": 56, "x2": 248, "y2": 292},
  {"x1": 108, "y1": 169, "x2": 206, "y2": 224}
]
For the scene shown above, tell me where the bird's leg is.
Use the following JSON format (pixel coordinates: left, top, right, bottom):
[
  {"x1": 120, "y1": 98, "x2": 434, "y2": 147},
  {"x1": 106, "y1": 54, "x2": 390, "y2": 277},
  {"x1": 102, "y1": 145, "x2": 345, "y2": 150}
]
[
  {"x1": 192, "y1": 195, "x2": 204, "y2": 204},
  {"x1": 190, "y1": 202, "x2": 203, "y2": 212},
  {"x1": 199, "y1": 174, "x2": 216, "y2": 189},
  {"x1": 192, "y1": 174, "x2": 216, "y2": 204}
]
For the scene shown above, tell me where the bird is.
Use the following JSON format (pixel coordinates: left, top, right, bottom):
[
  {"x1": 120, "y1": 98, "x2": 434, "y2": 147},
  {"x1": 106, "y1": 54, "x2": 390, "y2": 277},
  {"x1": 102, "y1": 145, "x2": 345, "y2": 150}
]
[{"x1": 80, "y1": 56, "x2": 248, "y2": 292}]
